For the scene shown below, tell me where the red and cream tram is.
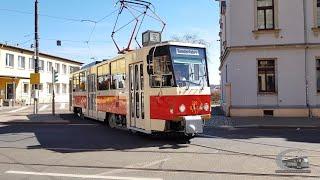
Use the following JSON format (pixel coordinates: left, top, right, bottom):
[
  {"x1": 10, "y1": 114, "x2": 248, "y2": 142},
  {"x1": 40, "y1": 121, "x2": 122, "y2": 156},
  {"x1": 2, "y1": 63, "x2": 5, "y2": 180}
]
[{"x1": 70, "y1": 41, "x2": 211, "y2": 136}]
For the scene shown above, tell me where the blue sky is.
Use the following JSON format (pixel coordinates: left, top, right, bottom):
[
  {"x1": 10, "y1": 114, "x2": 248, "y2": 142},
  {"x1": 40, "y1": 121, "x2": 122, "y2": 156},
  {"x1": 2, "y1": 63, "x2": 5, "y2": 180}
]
[{"x1": 0, "y1": 0, "x2": 220, "y2": 84}]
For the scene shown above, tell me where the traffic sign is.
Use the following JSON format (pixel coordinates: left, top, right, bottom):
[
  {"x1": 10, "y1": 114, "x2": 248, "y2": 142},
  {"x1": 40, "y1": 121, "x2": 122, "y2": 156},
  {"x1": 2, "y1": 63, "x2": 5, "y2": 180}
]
[{"x1": 30, "y1": 73, "x2": 40, "y2": 85}]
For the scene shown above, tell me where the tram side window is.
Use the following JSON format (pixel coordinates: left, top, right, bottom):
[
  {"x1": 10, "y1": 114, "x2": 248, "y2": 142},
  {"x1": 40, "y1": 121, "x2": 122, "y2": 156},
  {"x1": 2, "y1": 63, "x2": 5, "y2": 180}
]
[
  {"x1": 97, "y1": 64, "x2": 110, "y2": 91},
  {"x1": 73, "y1": 74, "x2": 80, "y2": 92},
  {"x1": 110, "y1": 59, "x2": 126, "y2": 90},
  {"x1": 150, "y1": 55, "x2": 173, "y2": 88},
  {"x1": 79, "y1": 72, "x2": 86, "y2": 92},
  {"x1": 140, "y1": 64, "x2": 144, "y2": 90}
]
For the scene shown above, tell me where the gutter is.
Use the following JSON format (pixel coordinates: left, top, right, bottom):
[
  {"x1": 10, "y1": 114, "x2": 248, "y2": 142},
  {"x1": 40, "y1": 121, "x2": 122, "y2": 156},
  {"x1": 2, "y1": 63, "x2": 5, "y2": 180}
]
[{"x1": 303, "y1": 0, "x2": 311, "y2": 117}]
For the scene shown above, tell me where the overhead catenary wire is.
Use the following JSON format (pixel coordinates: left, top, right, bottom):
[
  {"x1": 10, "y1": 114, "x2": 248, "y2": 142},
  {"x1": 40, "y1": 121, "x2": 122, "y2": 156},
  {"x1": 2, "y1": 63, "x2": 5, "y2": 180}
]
[
  {"x1": 0, "y1": 8, "x2": 87, "y2": 22},
  {"x1": 111, "y1": 0, "x2": 166, "y2": 53},
  {"x1": 1, "y1": 2, "x2": 163, "y2": 59},
  {"x1": 96, "y1": 9, "x2": 119, "y2": 23}
]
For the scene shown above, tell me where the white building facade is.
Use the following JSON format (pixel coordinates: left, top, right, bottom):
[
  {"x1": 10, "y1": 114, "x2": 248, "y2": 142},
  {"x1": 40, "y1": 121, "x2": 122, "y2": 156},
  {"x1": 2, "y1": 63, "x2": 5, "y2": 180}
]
[
  {"x1": 219, "y1": 0, "x2": 320, "y2": 117},
  {"x1": 0, "y1": 43, "x2": 82, "y2": 105}
]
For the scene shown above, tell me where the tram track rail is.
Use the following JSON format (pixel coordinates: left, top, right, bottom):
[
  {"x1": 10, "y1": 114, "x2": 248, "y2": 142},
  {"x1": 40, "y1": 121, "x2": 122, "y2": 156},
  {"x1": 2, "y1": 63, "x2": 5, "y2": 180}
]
[{"x1": 0, "y1": 161, "x2": 319, "y2": 178}]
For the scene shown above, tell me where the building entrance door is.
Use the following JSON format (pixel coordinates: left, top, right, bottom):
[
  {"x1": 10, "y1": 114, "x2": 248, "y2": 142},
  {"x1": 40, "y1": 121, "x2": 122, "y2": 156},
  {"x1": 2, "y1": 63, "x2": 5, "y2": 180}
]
[{"x1": 6, "y1": 83, "x2": 14, "y2": 99}]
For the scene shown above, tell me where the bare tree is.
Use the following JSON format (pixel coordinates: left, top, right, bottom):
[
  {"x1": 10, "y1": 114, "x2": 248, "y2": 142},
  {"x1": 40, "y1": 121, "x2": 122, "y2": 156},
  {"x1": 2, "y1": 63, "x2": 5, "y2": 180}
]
[{"x1": 171, "y1": 34, "x2": 210, "y2": 47}]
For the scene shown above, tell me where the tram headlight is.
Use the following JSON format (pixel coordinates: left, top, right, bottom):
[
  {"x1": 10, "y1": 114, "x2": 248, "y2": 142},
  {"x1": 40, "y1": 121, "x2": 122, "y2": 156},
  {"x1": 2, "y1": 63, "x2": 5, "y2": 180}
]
[
  {"x1": 204, "y1": 103, "x2": 210, "y2": 112},
  {"x1": 179, "y1": 104, "x2": 186, "y2": 113}
]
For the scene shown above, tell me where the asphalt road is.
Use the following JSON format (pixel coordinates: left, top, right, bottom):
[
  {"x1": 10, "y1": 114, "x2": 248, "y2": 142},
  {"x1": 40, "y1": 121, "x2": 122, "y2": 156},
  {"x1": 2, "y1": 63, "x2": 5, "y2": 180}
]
[{"x1": 0, "y1": 105, "x2": 319, "y2": 179}]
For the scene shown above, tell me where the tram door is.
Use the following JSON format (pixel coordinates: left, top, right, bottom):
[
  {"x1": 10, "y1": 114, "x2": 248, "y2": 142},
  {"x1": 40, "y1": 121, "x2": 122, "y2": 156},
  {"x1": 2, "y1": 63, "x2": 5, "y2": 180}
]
[
  {"x1": 129, "y1": 63, "x2": 145, "y2": 129},
  {"x1": 87, "y1": 74, "x2": 96, "y2": 118}
]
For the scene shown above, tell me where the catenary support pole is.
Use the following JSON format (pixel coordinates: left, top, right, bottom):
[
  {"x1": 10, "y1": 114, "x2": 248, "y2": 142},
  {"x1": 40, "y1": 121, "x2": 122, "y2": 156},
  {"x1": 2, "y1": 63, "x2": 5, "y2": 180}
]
[{"x1": 33, "y1": 0, "x2": 40, "y2": 114}]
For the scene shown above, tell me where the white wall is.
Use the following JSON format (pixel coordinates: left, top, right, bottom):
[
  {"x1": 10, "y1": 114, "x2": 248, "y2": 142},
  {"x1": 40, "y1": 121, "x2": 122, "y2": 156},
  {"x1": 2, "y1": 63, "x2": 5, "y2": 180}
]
[
  {"x1": 222, "y1": 0, "x2": 318, "y2": 48},
  {"x1": 0, "y1": 47, "x2": 81, "y2": 103},
  {"x1": 223, "y1": 48, "x2": 308, "y2": 107}
]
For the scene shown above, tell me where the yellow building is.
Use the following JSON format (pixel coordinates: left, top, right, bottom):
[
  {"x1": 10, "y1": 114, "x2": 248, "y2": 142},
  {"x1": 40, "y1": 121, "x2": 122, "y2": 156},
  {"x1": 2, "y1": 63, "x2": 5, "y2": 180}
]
[{"x1": 0, "y1": 43, "x2": 83, "y2": 106}]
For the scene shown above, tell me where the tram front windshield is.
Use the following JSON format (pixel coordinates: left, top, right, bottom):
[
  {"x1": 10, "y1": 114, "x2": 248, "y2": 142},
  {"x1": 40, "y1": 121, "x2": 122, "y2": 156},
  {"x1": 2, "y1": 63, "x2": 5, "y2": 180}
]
[{"x1": 170, "y1": 46, "x2": 208, "y2": 87}]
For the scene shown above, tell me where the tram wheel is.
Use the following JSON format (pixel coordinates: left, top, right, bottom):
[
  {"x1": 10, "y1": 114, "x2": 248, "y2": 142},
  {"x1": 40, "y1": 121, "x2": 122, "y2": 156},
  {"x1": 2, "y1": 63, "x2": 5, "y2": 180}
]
[{"x1": 108, "y1": 114, "x2": 117, "y2": 128}]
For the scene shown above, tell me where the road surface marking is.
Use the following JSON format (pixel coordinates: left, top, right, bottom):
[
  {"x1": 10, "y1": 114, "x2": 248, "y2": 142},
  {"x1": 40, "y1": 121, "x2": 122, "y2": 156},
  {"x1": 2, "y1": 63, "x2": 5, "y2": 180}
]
[
  {"x1": 39, "y1": 104, "x2": 49, "y2": 111},
  {"x1": 6, "y1": 171, "x2": 163, "y2": 180},
  {"x1": 60, "y1": 103, "x2": 66, "y2": 109},
  {"x1": 97, "y1": 158, "x2": 171, "y2": 176},
  {"x1": 8, "y1": 107, "x2": 29, "y2": 113}
]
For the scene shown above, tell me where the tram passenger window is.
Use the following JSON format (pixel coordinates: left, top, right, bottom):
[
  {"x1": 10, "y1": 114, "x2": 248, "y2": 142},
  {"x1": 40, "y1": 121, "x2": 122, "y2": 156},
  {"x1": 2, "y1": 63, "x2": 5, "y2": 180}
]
[
  {"x1": 130, "y1": 66, "x2": 133, "y2": 90},
  {"x1": 110, "y1": 77, "x2": 116, "y2": 89},
  {"x1": 140, "y1": 64, "x2": 144, "y2": 90},
  {"x1": 135, "y1": 65, "x2": 139, "y2": 90},
  {"x1": 141, "y1": 93, "x2": 144, "y2": 119},
  {"x1": 150, "y1": 55, "x2": 173, "y2": 88},
  {"x1": 131, "y1": 92, "x2": 134, "y2": 118},
  {"x1": 136, "y1": 92, "x2": 140, "y2": 118},
  {"x1": 97, "y1": 64, "x2": 110, "y2": 91},
  {"x1": 79, "y1": 72, "x2": 86, "y2": 91},
  {"x1": 110, "y1": 60, "x2": 125, "y2": 90},
  {"x1": 118, "y1": 75, "x2": 125, "y2": 89},
  {"x1": 73, "y1": 74, "x2": 80, "y2": 92},
  {"x1": 97, "y1": 75, "x2": 110, "y2": 91}
]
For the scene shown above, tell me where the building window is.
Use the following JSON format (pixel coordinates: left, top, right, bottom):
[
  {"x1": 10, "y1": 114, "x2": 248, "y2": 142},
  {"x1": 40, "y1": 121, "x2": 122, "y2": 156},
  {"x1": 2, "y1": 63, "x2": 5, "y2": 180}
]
[
  {"x1": 220, "y1": 1, "x2": 226, "y2": 15},
  {"x1": 317, "y1": 59, "x2": 320, "y2": 93},
  {"x1": 47, "y1": 83, "x2": 53, "y2": 94},
  {"x1": 18, "y1": 56, "x2": 25, "y2": 69},
  {"x1": 47, "y1": 62, "x2": 53, "y2": 72},
  {"x1": 317, "y1": 0, "x2": 320, "y2": 27},
  {"x1": 62, "y1": 64, "x2": 67, "y2": 74},
  {"x1": 55, "y1": 63, "x2": 60, "y2": 73},
  {"x1": 55, "y1": 84, "x2": 60, "y2": 94},
  {"x1": 6, "y1": 53, "x2": 14, "y2": 67},
  {"x1": 62, "y1": 84, "x2": 67, "y2": 94},
  {"x1": 29, "y1": 58, "x2": 35, "y2": 70},
  {"x1": 258, "y1": 60, "x2": 276, "y2": 93},
  {"x1": 39, "y1": 60, "x2": 45, "y2": 71},
  {"x1": 23, "y1": 83, "x2": 29, "y2": 94},
  {"x1": 257, "y1": 0, "x2": 274, "y2": 30},
  {"x1": 39, "y1": 83, "x2": 43, "y2": 91}
]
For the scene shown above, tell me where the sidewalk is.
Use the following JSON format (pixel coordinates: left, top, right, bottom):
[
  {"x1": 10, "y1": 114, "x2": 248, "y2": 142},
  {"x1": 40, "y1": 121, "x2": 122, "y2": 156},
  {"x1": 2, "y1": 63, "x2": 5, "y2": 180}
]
[
  {"x1": 206, "y1": 116, "x2": 320, "y2": 129},
  {"x1": 0, "y1": 114, "x2": 70, "y2": 125}
]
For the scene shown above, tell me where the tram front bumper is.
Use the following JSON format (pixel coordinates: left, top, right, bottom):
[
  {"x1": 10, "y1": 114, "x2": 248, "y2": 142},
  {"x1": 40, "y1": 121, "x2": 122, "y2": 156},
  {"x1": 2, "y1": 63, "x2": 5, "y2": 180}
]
[{"x1": 184, "y1": 116, "x2": 204, "y2": 134}]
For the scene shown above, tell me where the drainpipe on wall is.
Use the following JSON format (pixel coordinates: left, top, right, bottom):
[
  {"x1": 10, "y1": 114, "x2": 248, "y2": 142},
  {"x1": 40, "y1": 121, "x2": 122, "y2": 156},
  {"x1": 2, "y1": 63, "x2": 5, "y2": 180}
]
[{"x1": 303, "y1": 0, "x2": 311, "y2": 117}]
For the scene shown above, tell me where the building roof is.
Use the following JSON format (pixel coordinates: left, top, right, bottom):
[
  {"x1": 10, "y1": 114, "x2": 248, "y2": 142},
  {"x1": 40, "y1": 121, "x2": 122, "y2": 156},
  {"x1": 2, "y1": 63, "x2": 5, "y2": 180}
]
[{"x1": 0, "y1": 43, "x2": 84, "y2": 65}]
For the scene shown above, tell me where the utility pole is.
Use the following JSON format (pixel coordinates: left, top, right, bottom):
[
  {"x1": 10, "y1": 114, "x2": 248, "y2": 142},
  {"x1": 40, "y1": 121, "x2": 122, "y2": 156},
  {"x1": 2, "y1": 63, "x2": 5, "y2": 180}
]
[
  {"x1": 52, "y1": 67, "x2": 56, "y2": 116},
  {"x1": 33, "y1": 0, "x2": 39, "y2": 114}
]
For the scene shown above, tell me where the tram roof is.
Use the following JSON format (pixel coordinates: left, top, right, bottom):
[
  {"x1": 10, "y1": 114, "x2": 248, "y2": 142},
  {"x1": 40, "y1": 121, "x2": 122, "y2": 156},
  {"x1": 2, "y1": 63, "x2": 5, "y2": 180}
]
[{"x1": 72, "y1": 41, "x2": 207, "y2": 74}]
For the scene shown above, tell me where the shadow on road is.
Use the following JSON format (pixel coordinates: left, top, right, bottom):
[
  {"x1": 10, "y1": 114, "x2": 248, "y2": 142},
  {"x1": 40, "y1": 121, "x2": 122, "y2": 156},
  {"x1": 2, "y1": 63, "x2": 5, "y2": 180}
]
[
  {"x1": 0, "y1": 114, "x2": 191, "y2": 153},
  {"x1": 203, "y1": 127, "x2": 320, "y2": 144}
]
